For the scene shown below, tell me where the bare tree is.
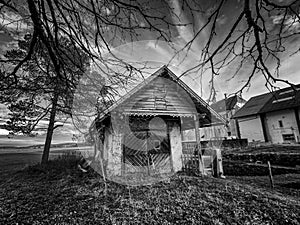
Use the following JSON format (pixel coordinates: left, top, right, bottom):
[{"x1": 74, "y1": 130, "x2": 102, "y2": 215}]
[
  {"x1": 172, "y1": 0, "x2": 300, "y2": 99},
  {"x1": 0, "y1": 0, "x2": 182, "y2": 82},
  {"x1": 0, "y1": 0, "x2": 300, "y2": 163},
  {"x1": 0, "y1": 0, "x2": 185, "y2": 163},
  {"x1": 1, "y1": 0, "x2": 300, "y2": 93},
  {"x1": 1, "y1": 33, "x2": 90, "y2": 164}
]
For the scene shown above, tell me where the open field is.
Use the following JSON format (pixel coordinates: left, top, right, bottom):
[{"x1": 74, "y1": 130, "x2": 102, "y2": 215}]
[
  {"x1": 0, "y1": 133, "x2": 75, "y2": 148},
  {"x1": 0, "y1": 146, "x2": 92, "y2": 174},
  {"x1": 0, "y1": 152, "x2": 71, "y2": 173}
]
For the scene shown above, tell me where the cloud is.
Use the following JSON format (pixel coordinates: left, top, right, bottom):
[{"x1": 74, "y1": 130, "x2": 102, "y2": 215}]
[{"x1": 167, "y1": 0, "x2": 193, "y2": 43}]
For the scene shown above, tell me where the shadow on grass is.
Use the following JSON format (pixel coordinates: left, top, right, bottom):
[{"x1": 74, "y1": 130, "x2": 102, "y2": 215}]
[{"x1": 281, "y1": 182, "x2": 300, "y2": 189}]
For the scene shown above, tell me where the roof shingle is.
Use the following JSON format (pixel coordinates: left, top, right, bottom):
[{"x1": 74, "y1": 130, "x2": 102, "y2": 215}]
[{"x1": 233, "y1": 85, "x2": 300, "y2": 118}]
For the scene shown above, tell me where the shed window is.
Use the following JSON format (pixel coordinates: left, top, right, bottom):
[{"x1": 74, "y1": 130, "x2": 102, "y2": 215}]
[{"x1": 278, "y1": 120, "x2": 283, "y2": 128}]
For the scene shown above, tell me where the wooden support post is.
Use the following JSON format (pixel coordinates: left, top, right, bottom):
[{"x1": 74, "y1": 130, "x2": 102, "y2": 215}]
[
  {"x1": 169, "y1": 120, "x2": 175, "y2": 173},
  {"x1": 121, "y1": 133, "x2": 125, "y2": 176},
  {"x1": 121, "y1": 148, "x2": 125, "y2": 176},
  {"x1": 94, "y1": 133, "x2": 107, "y2": 194},
  {"x1": 146, "y1": 131, "x2": 151, "y2": 176},
  {"x1": 235, "y1": 119, "x2": 241, "y2": 139},
  {"x1": 194, "y1": 114, "x2": 204, "y2": 174},
  {"x1": 267, "y1": 161, "x2": 274, "y2": 189}
]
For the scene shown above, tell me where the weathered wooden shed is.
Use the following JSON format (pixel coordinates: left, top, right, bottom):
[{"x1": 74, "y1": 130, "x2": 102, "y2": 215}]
[{"x1": 92, "y1": 66, "x2": 225, "y2": 180}]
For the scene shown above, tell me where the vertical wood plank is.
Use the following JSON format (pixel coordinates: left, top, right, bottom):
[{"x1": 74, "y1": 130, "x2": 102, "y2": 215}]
[
  {"x1": 121, "y1": 135, "x2": 125, "y2": 176},
  {"x1": 146, "y1": 131, "x2": 150, "y2": 175},
  {"x1": 267, "y1": 161, "x2": 274, "y2": 189},
  {"x1": 194, "y1": 114, "x2": 204, "y2": 174},
  {"x1": 167, "y1": 121, "x2": 174, "y2": 173}
]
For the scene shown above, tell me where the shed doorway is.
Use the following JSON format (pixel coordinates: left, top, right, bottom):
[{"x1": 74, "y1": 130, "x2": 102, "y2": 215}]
[{"x1": 122, "y1": 116, "x2": 172, "y2": 175}]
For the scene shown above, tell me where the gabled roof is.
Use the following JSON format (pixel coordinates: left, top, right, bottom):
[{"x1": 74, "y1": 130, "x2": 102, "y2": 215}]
[
  {"x1": 96, "y1": 66, "x2": 226, "y2": 126},
  {"x1": 211, "y1": 95, "x2": 246, "y2": 112},
  {"x1": 233, "y1": 93, "x2": 273, "y2": 118},
  {"x1": 233, "y1": 85, "x2": 300, "y2": 118},
  {"x1": 260, "y1": 85, "x2": 300, "y2": 113}
]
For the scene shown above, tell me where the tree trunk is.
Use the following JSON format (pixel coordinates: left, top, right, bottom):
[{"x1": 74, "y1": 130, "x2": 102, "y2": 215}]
[{"x1": 41, "y1": 93, "x2": 58, "y2": 165}]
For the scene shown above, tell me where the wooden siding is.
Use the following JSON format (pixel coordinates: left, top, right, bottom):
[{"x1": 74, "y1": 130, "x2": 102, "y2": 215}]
[{"x1": 117, "y1": 77, "x2": 197, "y2": 116}]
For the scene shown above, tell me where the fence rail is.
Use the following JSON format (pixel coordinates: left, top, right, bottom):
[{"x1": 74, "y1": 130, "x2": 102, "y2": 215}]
[{"x1": 181, "y1": 141, "x2": 214, "y2": 174}]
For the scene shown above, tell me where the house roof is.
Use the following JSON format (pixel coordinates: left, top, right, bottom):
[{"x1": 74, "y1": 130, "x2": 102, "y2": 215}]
[
  {"x1": 259, "y1": 85, "x2": 300, "y2": 113},
  {"x1": 233, "y1": 85, "x2": 300, "y2": 118},
  {"x1": 211, "y1": 95, "x2": 246, "y2": 112},
  {"x1": 95, "y1": 66, "x2": 226, "y2": 127}
]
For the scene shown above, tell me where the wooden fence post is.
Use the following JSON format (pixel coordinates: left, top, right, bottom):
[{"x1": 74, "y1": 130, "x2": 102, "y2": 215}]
[{"x1": 267, "y1": 161, "x2": 274, "y2": 189}]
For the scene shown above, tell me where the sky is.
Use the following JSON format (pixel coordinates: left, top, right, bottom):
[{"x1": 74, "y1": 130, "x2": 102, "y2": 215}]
[
  {"x1": 1, "y1": 0, "x2": 300, "y2": 102},
  {"x1": 98, "y1": 0, "x2": 300, "y2": 101}
]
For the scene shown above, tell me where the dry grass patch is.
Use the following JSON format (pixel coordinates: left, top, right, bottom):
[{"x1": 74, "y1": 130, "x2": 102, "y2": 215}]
[{"x1": 0, "y1": 156, "x2": 299, "y2": 224}]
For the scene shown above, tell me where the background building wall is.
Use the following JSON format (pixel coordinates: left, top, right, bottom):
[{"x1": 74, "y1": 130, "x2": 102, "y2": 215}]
[
  {"x1": 265, "y1": 109, "x2": 300, "y2": 143},
  {"x1": 238, "y1": 116, "x2": 265, "y2": 142},
  {"x1": 199, "y1": 125, "x2": 228, "y2": 141}
]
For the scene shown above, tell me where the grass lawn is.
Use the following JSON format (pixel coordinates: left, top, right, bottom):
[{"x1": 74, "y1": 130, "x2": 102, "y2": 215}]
[
  {"x1": 223, "y1": 145, "x2": 300, "y2": 168},
  {"x1": 225, "y1": 144, "x2": 300, "y2": 154},
  {"x1": 0, "y1": 156, "x2": 299, "y2": 224},
  {"x1": 228, "y1": 174, "x2": 300, "y2": 198},
  {"x1": 0, "y1": 152, "x2": 66, "y2": 174}
]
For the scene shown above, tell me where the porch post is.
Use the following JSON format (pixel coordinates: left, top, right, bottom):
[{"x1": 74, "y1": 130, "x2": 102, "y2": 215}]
[{"x1": 194, "y1": 114, "x2": 205, "y2": 174}]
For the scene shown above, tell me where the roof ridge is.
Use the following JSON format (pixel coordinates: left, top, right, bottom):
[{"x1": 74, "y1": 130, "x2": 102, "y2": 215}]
[{"x1": 97, "y1": 65, "x2": 167, "y2": 119}]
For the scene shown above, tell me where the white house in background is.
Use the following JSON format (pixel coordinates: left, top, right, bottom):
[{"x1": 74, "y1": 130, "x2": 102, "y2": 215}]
[
  {"x1": 233, "y1": 85, "x2": 300, "y2": 144},
  {"x1": 199, "y1": 95, "x2": 246, "y2": 141}
]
